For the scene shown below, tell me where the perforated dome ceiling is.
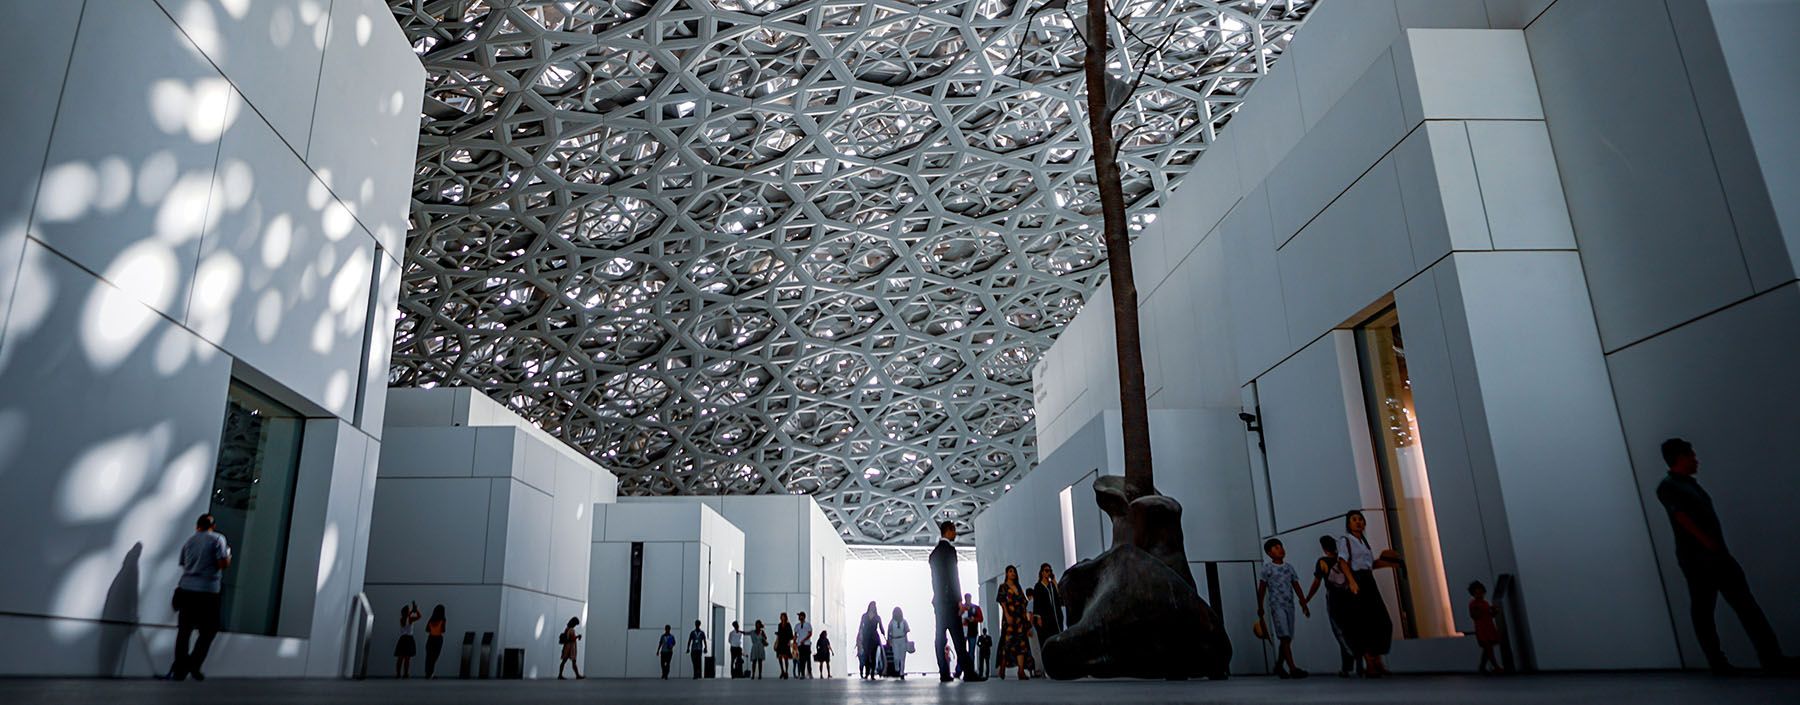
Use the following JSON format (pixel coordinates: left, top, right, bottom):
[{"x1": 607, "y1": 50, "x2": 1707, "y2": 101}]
[{"x1": 386, "y1": 0, "x2": 1313, "y2": 544}]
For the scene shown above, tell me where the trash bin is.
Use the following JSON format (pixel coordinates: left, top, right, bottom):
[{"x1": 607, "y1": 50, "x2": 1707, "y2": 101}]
[
  {"x1": 501, "y1": 648, "x2": 525, "y2": 679},
  {"x1": 704, "y1": 655, "x2": 716, "y2": 678}
]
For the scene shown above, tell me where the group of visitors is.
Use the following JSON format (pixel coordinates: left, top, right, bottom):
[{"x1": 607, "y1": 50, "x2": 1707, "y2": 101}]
[
  {"x1": 1257, "y1": 509, "x2": 1401, "y2": 679},
  {"x1": 1249, "y1": 437, "x2": 1791, "y2": 679},
  {"x1": 705, "y1": 612, "x2": 833, "y2": 679},
  {"x1": 989, "y1": 563, "x2": 1062, "y2": 680},
  {"x1": 156, "y1": 436, "x2": 1787, "y2": 684}
]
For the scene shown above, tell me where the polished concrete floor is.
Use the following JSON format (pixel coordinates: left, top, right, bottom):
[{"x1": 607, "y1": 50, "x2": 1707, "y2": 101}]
[{"x1": 2, "y1": 673, "x2": 1797, "y2": 705}]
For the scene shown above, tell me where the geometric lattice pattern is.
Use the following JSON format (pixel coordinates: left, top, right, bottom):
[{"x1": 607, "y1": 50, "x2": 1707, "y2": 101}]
[{"x1": 386, "y1": 0, "x2": 1313, "y2": 544}]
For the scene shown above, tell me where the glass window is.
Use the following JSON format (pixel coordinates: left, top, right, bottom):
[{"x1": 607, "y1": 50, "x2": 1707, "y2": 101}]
[
  {"x1": 1355, "y1": 307, "x2": 1457, "y2": 639},
  {"x1": 210, "y1": 381, "x2": 306, "y2": 636}
]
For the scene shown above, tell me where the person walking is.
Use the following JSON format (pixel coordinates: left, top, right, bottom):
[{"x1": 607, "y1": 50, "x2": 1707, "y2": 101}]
[
  {"x1": 749, "y1": 620, "x2": 769, "y2": 679},
  {"x1": 424, "y1": 605, "x2": 448, "y2": 678},
  {"x1": 927, "y1": 521, "x2": 983, "y2": 681},
  {"x1": 395, "y1": 602, "x2": 422, "y2": 678},
  {"x1": 775, "y1": 612, "x2": 794, "y2": 679},
  {"x1": 558, "y1": 616, "x2": 584, "y2": 679},
  {"x1": 728, "y1": 620, "x2": 745, "y2": 678},
  {"x1": 887, "y1": 606, "x2": 912, "y2": 679},
  {"x1": 1257, "y1": 539, "x2": 1310, "y2": 678},
  {"x1": 687, "y1": 620, "x2": 708, "y2": 679},
  {"x1": 815, "y1": 631, "x2": 833, "y2": 678},
  {"x1": 994, "y1": 565, "x2": 1034, "y2": 680},
  {"x1": 168, "y1": 514, "x2": 230, "y2": 681},
  {"x1": 856, "y1": 601, "x2": 885, "y2": 679},
  {"x1": 1657, "y1": 438, "x2": 1789, "y2": 674},
  {"x1": 1342, "y1": 510, "x2": 1401, "y2": 677},
  {"x1": 657, "y1": 625, "x2": 677, "y2": 679},
  {"x1": 1304, "y1": 535, "x2": 1361, "y2": 678},
  {"x1": 794, "y1": 611, "x2": 814, "y2": 678}
]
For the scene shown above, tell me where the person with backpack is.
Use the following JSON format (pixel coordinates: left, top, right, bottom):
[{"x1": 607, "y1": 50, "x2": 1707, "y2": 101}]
[{"x1": 558, "y1": 616, "x2": 583, "y2": 679}]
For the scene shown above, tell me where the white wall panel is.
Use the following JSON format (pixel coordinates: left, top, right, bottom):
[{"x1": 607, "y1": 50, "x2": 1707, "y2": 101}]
[
  {"x1": 1222, "y1": 188, "x2": 1290, "y2": 384},
  {"x1": 1484, "y1": 0, "x2": 1556, "y2": 28},
  {"x1": 363, "y1": 477, "x2": 491, "y2": 585},
  {"x1": 1394, "y1": 122, "x2": 1491, "y2": 266},
  {"x1": 1606, "y1": 284, "x2": 1800, "y2": 669},
  {"x1": 306, "y1": 0, "x2": 425, "y2": 254},
  {"x1": 1527, "y1": 0, "x2": 1753, "y2": 349},
  {"x1": 1446, "y1": 251, "x2": 1677, "y2": 669},
  {"x1": 1277, "y1": 159, "x2": 1417, "y2": 341},
  {"x1": 1395, "y1": 0, "x2": 1491, "y2": 29},
  {"x1": 584, "y1": 541, "x2": 629, "y2": 678},
  {"x1": 0, "y1": 241, "x2": 231, "y2": 623},
  {"x1": 190, "y1": 110, "x2": 373, "y2": 417},
  {"x1": 1284, "y1": 0, "x2": 1402, "y2": 130},
  {"x1": 31, "y1": 0, "x2": 229, "y2": 321},
  {"x1": 639, "y1": 542, "x2": 686, "y2": 632},
  {"x1": 154, "y1": 0, "x2": 328, "y2": 150},
  {"x1": 357, "y1": 250, "x2": 402, "y2": 437},
  {"x1": 376, "y1": 427, "x2": 475, "y2": 477},
  {"x1": 0, "y1": 0, "x2": 83, "y2": 347},
  {"x1": 549, "y1": 461, "x2": 595, "y2": 600},
  {"x1": 1256, "y1": 333, "x2": 1382, "y2": 533},
  {"x1": 1465, "y1": 121, "x2": 1575, "y2": 250},
  {"x1": 1394, "y1": 29, "x2": 1541, "y2": 126},
  {"x1": 503, "y1": 480, "x2": 553, "y2": 593},
  {"x1": 1267, "y1": 51, "x2": 1409, "y2": 247}
]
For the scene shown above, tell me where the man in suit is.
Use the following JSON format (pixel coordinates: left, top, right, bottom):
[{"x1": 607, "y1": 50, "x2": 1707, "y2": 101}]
[{"x1": 928, "y1": 521, "x2": 985, "y2": 682}]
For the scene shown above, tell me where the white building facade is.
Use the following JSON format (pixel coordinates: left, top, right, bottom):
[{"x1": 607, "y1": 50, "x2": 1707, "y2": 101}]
[
  {"x1": 0, "y1": 0, "x2": 422, "y2": 677},
  {"x1": 983, "y1": 0, "x2": 1800, "y2": 675}
]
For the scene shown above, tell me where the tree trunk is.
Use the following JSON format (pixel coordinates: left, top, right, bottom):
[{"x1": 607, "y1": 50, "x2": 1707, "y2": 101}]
[{"x1": 1081, "y1": 4, "x2": 1155, "y2": 495}]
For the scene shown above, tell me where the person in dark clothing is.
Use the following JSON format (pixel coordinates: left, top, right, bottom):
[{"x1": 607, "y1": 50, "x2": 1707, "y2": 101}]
[
  {"x1": 168, "y1": 514, "x2": 229, "y2": 681},
  {"x1": 856, "y1": 601, "x2": 885, "y2": 679},
  {"x1": 657, "y1": 625, "x2": 676, "y2": 679},
  {"x1": 1029, "y1": 563, "x2": 1063, "y2": 645},
  {"x1": 976, "y1": 627, "x2": 993, "y2": 678},
  {"x1": 688, "y1": 620, "x2": 708, "y2": 679},
  {"x1": 1656, "y1": 438, "x2": 1788, "y2": 674},
  {"x1": 928, "y1": 521, "x2": 985, "y2": 682}
]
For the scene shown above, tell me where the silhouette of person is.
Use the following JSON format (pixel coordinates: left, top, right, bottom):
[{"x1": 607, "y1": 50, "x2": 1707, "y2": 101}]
[
  {"x1": 1656, "y1": 438, "x2": 1788, "y2": 674},
  {"x1": 928, "y1": 521, "x2": 984, "y2": 682}
]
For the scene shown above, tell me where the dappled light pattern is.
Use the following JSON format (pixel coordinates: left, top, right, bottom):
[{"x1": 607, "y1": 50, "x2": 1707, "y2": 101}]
[{"x1": 386, "y1": 0, "x2": 1312, "y2": 543}]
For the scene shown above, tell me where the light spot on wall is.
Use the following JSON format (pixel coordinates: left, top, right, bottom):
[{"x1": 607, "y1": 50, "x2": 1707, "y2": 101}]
[
  {"x1": 356, "y1": 15, "x2": 373, "y2": 47},
  {"x1": 58, "y1": 424, "x2": 168, "y2": 523},
  {"x1": 176, "y1": 1, "x2": 224, "y2": 60},
  {"x1": 50, "y1": 552, "x2": 115, "y2": 641},
  {"x1": 261, "y1": 214, "x2": 294, "y2": 269},
  {"x1": 190, "y1": 252, "x2": 244, "y2": 342},
  {"x1": 85, "y1": 248, "x2": 175, "y2": 369},
  {"x1": 136, "y1": 151, "x2": 179, "y2": 206},
  {"x1": 153, "y1": 173, "x2": 213, "y2": 244},
  {"x1": 317, "y1": 524, "x2": 340, "y2": 591},
  {"x1": 36, "y1": 162, "x2": 98, "y2": 223},
  {"x1": 255, "y1": 289, "x2": 285, "y2": 342}
]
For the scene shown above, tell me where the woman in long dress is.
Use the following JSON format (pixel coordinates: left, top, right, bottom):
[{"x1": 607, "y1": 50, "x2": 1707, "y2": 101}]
[
  {"x1": 995, "y1": 565, "x2": 1035, "y2": 680},
  {"x1": 775, "y1": 612, "x2": 795, "y2": 679},
  {"x1": 1342, "y1": 510, "x2": 1401, "y2": 677},
  {"x1": 856, "y1": 602, "x2": 885, "y2": 679},
  {"x1": 886, "y1": 606, "x2": 911, "y2": 679}
]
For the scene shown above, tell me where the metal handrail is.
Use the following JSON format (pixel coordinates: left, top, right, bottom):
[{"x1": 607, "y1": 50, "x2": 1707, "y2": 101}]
[{"x1": 342, "y1": 593, "x2": 375, "y2": 679}]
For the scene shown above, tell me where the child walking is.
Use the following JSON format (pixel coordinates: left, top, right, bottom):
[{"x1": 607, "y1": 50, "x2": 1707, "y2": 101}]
[
  {"x1": 1468, "y1": 581, "x2": 1504, "y2": 674},
  {"x1": 559, "y1": 616, "x2": 584, "y2": 679},
  {"x1": 1258, "y1": 538, "x2": 1311, "y2": 678}
]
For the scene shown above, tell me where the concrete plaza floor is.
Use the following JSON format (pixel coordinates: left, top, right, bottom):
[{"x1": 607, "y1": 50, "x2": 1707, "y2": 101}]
[{"x1": 1, "y1": 672, "x2": 1797, "y2": 705}]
